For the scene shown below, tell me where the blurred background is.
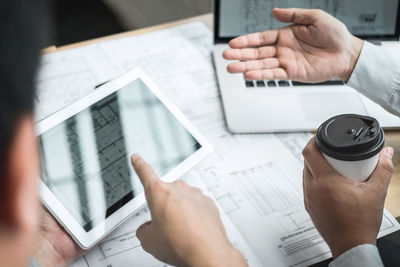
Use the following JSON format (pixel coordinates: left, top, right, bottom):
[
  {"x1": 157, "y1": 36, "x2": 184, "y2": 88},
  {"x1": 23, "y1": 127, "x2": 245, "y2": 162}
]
[{"x1": 52, "y1": 0, "x2": 212, "y2": 46}]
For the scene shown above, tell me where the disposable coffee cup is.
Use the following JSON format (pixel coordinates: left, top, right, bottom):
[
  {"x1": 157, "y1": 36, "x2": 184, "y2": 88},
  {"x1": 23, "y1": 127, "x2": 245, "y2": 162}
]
[{"x1": 316, "y1": 114, "x2": 385, "y2": 181}]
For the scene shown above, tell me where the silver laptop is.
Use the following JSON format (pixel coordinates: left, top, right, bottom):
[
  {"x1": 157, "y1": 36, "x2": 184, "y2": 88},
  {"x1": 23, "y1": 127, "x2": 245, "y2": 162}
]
[{"x1": 213, "y1": 0, "x2": 400, "y2": 133}]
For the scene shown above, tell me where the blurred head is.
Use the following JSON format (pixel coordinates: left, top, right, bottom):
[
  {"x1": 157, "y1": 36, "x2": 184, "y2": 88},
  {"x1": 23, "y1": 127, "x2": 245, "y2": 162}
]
[{"x1": 0, "y1": 0, "x2": 46, "y2": 266}]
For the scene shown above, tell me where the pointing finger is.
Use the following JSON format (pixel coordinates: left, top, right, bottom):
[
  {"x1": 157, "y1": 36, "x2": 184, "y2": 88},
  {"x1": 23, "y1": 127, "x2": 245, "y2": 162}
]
[{"x1": 131, "y1": 154, "x2": 160, "y2": 196}]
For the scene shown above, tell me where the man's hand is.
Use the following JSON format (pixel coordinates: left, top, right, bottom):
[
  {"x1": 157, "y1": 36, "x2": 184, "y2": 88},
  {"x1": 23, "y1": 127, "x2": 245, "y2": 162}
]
[
  {"x1": 131, "y1": 154, "x2": 247, "y2": 267},
  {"x1": 302, "y1": 137, "x2": 394, "y2": 258},
  {"x1": 32, "y1": 206, "x2": 84, "y2": 267},
  {"x1": 223, "y1": 8, "x2": 363, "y2": 82}
]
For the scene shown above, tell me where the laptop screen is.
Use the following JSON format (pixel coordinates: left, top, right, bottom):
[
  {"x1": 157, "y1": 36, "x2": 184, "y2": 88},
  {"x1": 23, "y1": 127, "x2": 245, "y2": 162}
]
[{"x1": 215, "y1": 0, "x2": 400, "y2": 42}]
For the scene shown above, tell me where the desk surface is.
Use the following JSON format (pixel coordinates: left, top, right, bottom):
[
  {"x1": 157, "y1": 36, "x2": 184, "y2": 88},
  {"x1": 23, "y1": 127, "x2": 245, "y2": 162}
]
[{"x1": 48, "y1": 13, "x2": 400, "y2": 219}]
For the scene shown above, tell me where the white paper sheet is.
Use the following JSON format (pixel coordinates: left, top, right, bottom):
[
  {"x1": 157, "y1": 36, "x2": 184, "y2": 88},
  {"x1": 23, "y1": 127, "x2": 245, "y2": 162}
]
[
  {"x1": 35, "y1": 44, "x2": 122, "y2": 121},
  {"x1": 70, "y1": 171, "x2": 263, "y2": 267},
  {"x1": 35, "y1": 22, "x2": 400, "y2": 267},
  {"x1": 196, "y1": 130, "x2": 400, "y2": 266}
]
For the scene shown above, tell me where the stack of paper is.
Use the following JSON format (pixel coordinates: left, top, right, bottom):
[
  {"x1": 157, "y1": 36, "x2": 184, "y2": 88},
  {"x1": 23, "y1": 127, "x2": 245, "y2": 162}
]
[{"x1": 35, "y1": 22, "x2": 400, "y2": 267}]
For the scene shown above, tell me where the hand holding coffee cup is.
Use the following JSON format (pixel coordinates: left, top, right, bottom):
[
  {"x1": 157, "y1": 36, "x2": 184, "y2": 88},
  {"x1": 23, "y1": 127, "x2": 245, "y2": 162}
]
[
  {"x1": 316, "y1": 114, "x2": 385, "y2": 181},
  {"x1": 302, "y1": 135, "x2": 394, "y2": 258}
]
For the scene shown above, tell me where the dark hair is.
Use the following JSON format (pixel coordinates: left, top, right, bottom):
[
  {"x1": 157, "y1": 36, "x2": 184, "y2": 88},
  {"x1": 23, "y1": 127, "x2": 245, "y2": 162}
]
[{"x1": 0, "y1": 0, "x2": 46, "y2": 160}]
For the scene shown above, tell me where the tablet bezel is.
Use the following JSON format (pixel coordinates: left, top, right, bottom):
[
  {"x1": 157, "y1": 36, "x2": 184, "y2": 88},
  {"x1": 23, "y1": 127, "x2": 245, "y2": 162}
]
[{"x1": 36, "y1": 67, "x2": 213, "y2": 249}]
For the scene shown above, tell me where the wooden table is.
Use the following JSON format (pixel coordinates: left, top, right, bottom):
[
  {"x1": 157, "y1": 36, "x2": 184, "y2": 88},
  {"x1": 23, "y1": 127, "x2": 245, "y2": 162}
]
[{"x1": 46, "y1": 13, "x2": 400, "y2": 219}]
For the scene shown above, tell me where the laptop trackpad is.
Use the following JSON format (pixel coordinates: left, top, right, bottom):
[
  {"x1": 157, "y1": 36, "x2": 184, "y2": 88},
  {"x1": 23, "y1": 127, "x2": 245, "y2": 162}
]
[{"x1": 299, "y1": 92, "x2": 366, "y2": 123}]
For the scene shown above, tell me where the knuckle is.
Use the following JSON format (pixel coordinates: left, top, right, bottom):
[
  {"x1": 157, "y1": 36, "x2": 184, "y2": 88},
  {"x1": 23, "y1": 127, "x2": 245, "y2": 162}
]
[
  {"x1": 175, "y1": 180, "x2": 187, "y2": 187},
  {"x1": 302, "y1": 147, "x2": 311, "y2": 159},
  {"x1": 258, "y1": 33, "x2": 265, "y2": 45},
  {"x1": 302, "y1": 138, "x2": 315, "y2": 159},
  {"x1": 171, "y1": 180, "x2": 191, "y2": 192},
  {"x1": 303, "y1": 191, "x2": 310, "y2": 212},
  {"x1": 206, "y1": 197, "x2": 218, "y2": 210},
  {"x1": 259, "y1": 60, "x2": 265, "y2": 69},
  {"x1": 304, "y1": 200, "x2": 309, "y2": 213},
  {"x1": 192, "y1": 187, "x2": 202, "y2": 194},
  {"x1": 253, "y1": 48, "x2": 260, "y2": 58},
  {"x1": 313, "y1": 9, "x2": 325, "y2": 17},
  {"x1": 205, "y1": 195, "x2": 214, "y2": 203},
  {"x1": 382, "y1": 161, "x2": 394, "y2": 175},
  {"x1": 136, "y1": 228, "x2": 145, "y2": 241},
  {"x1": 140, "y1": 239, "x2": 151, "y2": 252},
  {"x1": 153, "y1": 179, "x2": 163, "y2": 189},
  {"x1": 153, "y1": 180, "x2": 168, "y2": 194}
]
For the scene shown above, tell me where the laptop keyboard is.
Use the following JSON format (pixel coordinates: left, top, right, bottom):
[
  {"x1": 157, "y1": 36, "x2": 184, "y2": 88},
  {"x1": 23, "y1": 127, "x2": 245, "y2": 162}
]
[
  {"x1": 278, "y1": 80, "x2": 290, "y2": 87},
  {"x1": 245, "y1": 80, "x2": 255, "y2": 87},
  {"x1": 245, "y1": 80, "x2": 345, "y2": 88}
]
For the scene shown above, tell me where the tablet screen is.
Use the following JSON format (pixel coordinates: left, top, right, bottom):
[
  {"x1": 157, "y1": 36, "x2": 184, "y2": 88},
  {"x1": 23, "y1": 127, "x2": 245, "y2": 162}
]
[{"x1": 39, "y1": 79, "x2": 201, "y2": 231}]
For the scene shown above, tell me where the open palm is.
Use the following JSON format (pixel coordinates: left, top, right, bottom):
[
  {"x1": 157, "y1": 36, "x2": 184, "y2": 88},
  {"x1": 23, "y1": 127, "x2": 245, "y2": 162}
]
[{"x1": 223, "y1": 8, "x2": 363, "y2": 82}]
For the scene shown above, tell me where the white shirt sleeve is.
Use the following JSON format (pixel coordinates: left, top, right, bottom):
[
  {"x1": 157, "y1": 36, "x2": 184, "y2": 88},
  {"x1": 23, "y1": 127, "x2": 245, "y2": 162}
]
[
  {"x1": 28, "y1": 258, "x2": 40, "y2": 267},
  {"x1": 329, "y1": 244, "x2": 384, "y2": 267},
  {"x1": 347, "y1": 41, "x2": 400, "y2": 117}
]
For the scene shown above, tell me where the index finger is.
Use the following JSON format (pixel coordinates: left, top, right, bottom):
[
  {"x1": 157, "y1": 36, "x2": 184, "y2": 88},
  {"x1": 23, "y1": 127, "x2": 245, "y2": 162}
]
[
  {"x1": 131, "y1": 154, "x2": 160, "y2": 194},
  {"x1": 229, "y1": 30, "x2": 279, "y2": 48},
  {"x1": 302, "y1": 137, "x2": 336, "y2": 178}
]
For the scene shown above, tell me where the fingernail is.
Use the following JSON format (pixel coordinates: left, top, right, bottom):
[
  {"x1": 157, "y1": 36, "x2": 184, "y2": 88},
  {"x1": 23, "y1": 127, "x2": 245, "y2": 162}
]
[
  {"x1": 131, "y1": 153, "x2": 142, "y2": 161},
  {"x1": 386, "y1": 147, "x2": 394, "y2": 160}
]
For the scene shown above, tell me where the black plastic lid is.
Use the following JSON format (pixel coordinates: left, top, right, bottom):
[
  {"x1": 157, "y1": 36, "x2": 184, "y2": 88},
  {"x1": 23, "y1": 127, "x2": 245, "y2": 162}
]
[{"x1": 316, "y1": 114, "x2": 385, "y2": 161}]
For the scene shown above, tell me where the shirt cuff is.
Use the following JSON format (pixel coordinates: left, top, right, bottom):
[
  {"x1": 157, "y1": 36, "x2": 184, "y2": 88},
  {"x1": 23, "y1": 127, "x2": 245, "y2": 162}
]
[
  {"x1": 329, "y1": 244, "x2": 384, "y2": 267},
  {"x1": 347, "y1": 41, "x2": 393, "y2": 102},
  {"x1": 28, "y1": 258, "x2": 41, "y2": 267},
  {"x1": 347, "y1": 41, "x2": 400, "y2": 116}
]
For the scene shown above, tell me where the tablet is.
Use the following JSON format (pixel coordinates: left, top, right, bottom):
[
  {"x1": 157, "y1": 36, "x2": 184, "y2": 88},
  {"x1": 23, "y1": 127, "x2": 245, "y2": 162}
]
[{"x1": 36, "y1": 68, "x2": 213, "y2": 249}]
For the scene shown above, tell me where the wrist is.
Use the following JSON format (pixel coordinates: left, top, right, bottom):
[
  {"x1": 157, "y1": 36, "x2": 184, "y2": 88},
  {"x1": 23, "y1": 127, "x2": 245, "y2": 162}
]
[
  {"x1": 187, "y1": 243, "x2": 247, "y2": 267},
  {"x1": 341, "y1": 36, "x2": 363, "y2": 82},
  {"x1": 32, "y1": 238, "x2": 70, "y2": 267}
]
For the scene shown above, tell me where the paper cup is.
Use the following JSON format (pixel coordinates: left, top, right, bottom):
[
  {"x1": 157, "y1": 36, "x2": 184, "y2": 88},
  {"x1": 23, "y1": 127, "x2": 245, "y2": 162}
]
[{"x1": 316, "y1": 114, "x2": 385, "y2": 182}]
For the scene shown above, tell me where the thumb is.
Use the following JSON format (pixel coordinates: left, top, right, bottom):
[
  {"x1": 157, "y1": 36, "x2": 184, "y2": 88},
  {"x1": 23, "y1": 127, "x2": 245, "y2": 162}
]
[
  {"x1": 272, "y1": 8, "x2": 321, "y2": 25},
  {"x1": 136, "y1": 221, "x2": 158, "y2": 252},
  {"x1": 368, "y1": 147, "x2": 394, "y2": 192}
]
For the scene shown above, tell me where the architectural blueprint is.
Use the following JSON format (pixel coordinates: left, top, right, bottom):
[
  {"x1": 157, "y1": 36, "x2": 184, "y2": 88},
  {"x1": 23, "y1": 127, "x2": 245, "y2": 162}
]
[
  {"x1": 70, "y1": 171, "x2": 264, "y2": 267},
  {"x1": 35, "y1": 45, "x2": 121, "y2": 121},
  {"x1": 219, "y1": 0, "x2": 399, "y2": 37},
  {"x1": 35, "y1": 22, "x2": 400, "y2": 267}
]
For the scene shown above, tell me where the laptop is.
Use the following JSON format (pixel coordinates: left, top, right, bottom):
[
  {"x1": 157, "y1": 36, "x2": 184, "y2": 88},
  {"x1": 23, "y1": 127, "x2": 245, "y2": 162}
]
[{"x1": 213, "y1": 0, "x2": 400, "y2": 133}]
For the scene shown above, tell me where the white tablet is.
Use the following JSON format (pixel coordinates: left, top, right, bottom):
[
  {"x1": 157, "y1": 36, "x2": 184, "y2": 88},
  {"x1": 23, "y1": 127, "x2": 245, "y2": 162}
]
[{"x1": 36, "y1": 68, "x2": 213, "y2": 249}]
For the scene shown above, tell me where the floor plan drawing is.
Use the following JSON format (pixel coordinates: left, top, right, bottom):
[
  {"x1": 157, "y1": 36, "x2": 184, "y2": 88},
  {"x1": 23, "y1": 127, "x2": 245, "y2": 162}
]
[{"x1": 36, "y1": 23, "x2": 400, "y2": 267}]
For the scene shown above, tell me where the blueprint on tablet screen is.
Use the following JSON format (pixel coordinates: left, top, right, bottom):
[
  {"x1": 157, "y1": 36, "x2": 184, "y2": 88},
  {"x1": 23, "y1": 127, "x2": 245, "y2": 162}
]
[{"x1": 35, "y1": 22, "x2": 400, "y2": 267}]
